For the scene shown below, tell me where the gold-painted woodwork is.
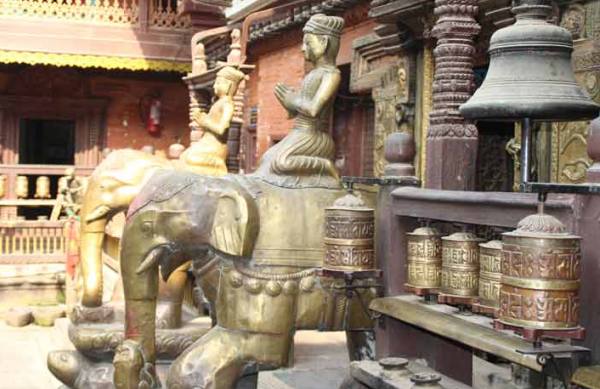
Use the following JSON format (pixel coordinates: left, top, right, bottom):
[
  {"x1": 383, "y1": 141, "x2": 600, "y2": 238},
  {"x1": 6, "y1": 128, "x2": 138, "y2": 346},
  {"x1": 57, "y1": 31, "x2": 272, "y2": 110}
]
[
  {"x1": 0, "y1": 50, "x2": 191, "y2": 73},
  {"x1": 419, "y1": 45, "x2": 434, "y2": 186}
]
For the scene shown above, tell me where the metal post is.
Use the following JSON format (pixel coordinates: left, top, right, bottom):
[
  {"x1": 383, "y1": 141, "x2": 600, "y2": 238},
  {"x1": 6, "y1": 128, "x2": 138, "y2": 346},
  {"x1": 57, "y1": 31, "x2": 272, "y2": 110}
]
[{"x1": 520, "y1": 117, "x2": 532, "y2": 186}]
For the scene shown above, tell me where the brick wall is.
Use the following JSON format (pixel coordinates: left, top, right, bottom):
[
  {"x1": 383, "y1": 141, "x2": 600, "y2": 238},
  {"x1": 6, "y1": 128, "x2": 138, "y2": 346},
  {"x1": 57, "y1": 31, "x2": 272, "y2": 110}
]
[
  {"x1": 92, "y1": 75, "x2": 190, "y2": 156},
  {"x1": 0, "y1": 65, "x2": 190, "y2": 163}
]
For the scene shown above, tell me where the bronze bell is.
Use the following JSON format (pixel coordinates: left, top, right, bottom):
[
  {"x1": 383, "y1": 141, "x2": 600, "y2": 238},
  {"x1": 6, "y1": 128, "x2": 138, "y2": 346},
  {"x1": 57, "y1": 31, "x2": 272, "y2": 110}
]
[
  {"x1": 406, "y1": 227, "x2": 442, "y2": 289},
  {"x1": 500, "y1": 207, "x2": 581, "y2": 329},
  {"x1": 460, "y1": 0, "x2": 599, "y2": 121},
  {"x1": 441, "y1": 232, "x2": 483, "y2": 297},
  {"x1": 324, "y1": 193, "x2": 375, "y2": 271}
]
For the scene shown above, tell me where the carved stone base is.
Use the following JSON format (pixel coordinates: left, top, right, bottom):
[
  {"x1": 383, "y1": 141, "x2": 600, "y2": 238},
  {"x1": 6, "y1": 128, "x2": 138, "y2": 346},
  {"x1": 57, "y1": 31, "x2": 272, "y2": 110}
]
[{"x1": 68, "y1": 317, "x2": 211, "y2": 360}]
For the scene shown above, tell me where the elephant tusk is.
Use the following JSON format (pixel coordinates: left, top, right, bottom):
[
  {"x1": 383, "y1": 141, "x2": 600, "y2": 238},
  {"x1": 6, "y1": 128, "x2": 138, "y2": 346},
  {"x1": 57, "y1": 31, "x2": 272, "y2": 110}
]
[
  {"x1": 136, "y1": 246, "x2": 166, "y2": 275},
  {"x1": 85, "y1": 205, "x2": 111, "y2": 223}
]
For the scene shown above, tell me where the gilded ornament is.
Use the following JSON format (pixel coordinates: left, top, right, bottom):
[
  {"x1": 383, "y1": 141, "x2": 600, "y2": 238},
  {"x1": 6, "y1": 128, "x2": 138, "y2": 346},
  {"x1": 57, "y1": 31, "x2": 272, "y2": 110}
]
[
  {"x1": 229, "y1": 270, "x2": 243, "y2": 288},
  {"x1": 300, "y1": 276, "x2": 316, "y2": 292},
  {"x1": 243, "y1": 277, "x2": 262, "y2": 294},
  {"x1": 265, "y1": 280, "x2": 283, "y2": 297},
  {"x1": 282, "y1": 280, "x2": 298, "y2": 295}
]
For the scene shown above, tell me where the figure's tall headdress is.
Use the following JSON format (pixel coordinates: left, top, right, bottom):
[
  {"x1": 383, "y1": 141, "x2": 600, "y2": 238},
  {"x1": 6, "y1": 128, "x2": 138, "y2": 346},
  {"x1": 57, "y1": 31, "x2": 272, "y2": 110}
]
[
  {"x1": 303, "y1": 14, "x2": 344, "y2": 38},
  {"x1": 216, "y1": 66, "x2": 246, "y2": 85}
]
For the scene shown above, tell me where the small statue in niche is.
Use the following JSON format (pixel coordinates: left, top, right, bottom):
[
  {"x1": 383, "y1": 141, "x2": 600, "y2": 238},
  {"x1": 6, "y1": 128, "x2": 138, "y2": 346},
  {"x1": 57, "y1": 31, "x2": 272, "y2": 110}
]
[{"x1": 180, "y1": 66, "x2": 246, "y2": 176}]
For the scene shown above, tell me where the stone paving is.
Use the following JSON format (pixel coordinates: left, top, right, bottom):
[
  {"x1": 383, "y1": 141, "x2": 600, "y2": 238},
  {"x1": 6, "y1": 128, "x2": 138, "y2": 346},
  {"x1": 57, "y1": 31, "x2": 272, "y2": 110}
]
[{"x1": 0, "y1": 318, "x2": 349, "y2": 389}]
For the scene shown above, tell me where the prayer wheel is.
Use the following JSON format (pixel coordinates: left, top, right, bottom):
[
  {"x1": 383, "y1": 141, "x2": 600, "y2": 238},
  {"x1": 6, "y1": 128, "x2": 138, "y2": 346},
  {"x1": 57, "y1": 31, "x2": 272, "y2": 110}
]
[
  {"x1": 324, "y1": 193, "x2": 375, "y2": 271},
  {"x1": 478, "y1": 240, "x2": 502, "y2": 309},
  {"x1": 15, "y1": 176, "x2": 28, "y2": 199},
  {"x1": 34, "y1": 176, "x2": 51, "y2": 199},
  {"x1": 0, "y1": 175, "x2": 6, "y2": 198},
  {"x1": 500, "y1": 211, "x2": 581, "y2": 329},
  {"x1": 441, "y1": 232, "x2": 483, "y2": 297},
  {"x1": 406, "y1": 227, "x2": 442, "y2": 289}
]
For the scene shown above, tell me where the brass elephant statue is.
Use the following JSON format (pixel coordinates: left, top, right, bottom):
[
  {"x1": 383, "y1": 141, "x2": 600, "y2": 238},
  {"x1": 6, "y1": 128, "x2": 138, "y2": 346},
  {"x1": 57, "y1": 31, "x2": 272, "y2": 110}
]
[
  {"x1": 115, "y1": 14, "x2": 376, "y2": 389},
  {"x1": 79, "y1": 149, "x2": 191, "y2": 328},
  {"x1": 115, "y1": 169, "x2": 376, "y2": 389}
]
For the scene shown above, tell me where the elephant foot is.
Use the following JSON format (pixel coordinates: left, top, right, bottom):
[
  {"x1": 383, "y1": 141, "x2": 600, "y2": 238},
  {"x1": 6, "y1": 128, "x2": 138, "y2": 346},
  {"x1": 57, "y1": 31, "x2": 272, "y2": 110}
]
[
  {"x1": 167, "y1": 326, "x2": 292, "y2": 389},
  {"x1": 155, "y1": 301, "x2": 182, "y2": 329},
  {"x1": 114, "y1": 339, "x2": 161, "y2": 389},
  {"x1": 345, "y1": 330, "x2": 375, "y2": 361},
  {"x1": 48, "y1": 350, "x2": 114, "y2": 389},
  {"x1": 69, "y1": 304, "x2": 115, "y2": 325}
]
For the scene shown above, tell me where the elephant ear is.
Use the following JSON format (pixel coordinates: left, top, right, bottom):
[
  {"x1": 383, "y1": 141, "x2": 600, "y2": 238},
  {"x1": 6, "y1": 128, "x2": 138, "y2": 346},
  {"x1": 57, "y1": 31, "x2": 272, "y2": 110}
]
[{"x1": 209, "y1": 189, "x2": 258, "y2": 258}]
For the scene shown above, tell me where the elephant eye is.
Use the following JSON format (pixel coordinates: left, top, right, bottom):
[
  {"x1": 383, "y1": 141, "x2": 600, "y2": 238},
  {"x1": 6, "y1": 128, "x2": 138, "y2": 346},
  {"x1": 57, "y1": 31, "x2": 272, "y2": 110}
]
[{"x1": 141, "y1": 221, "x2": 153, "y2": 237}]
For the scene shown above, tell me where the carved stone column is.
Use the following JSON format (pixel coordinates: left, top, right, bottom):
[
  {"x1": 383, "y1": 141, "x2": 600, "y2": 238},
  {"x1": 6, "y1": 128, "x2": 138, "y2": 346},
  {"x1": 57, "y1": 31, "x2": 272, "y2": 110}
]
[{"x1": 425, "y1": 0, "x2": 480, "y2": 190}]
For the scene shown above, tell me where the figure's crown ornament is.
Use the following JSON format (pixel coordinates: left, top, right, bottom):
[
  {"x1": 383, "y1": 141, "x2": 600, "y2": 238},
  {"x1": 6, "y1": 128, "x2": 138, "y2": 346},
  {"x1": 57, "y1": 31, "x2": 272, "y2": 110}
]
[{"x1": 303, "y1": 14, "x2": 345, "y2": 37}]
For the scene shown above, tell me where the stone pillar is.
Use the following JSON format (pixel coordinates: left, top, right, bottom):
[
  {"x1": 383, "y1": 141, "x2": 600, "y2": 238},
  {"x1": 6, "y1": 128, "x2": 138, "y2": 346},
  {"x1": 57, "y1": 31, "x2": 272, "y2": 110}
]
[{"x1": 425, "y1": 0, "x2": 480, "y2": 190}]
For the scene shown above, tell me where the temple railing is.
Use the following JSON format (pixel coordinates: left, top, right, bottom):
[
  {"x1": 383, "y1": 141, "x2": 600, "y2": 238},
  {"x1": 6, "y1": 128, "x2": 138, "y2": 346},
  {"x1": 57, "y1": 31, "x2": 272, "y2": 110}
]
[
  {"x1": 0, "y1": 220, "x2": 67, "y2": 264},
  {"x1": 0, "y1": 0, "x2": 191, "y2": 29}
]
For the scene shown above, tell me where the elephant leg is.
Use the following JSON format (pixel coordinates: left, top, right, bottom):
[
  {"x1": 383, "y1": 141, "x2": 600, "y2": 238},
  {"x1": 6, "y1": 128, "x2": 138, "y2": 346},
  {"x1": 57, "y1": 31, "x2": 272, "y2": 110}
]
[
  {"x1": 156, "y1": 260, "x2": 191, "y2": 329},
  {"x1": 115, "y1": 234, "x2": 162, "y2": 388},
  {"x1": 345, "y1": 330, "x2": 375, "y2": 361},
  {"x1": 167, "y1": 326, "x2": 293, "y2": 389}
]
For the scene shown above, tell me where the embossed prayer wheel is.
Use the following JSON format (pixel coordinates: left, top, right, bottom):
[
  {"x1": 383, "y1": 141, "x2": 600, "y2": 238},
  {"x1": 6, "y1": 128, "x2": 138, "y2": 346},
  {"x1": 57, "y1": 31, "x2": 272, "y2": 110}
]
[
  {"x1": 324, "y1": 193, "x2": 375, "y2": 271},
  {"x1": 500, "y1": 211, "x2": 581, "y2": 329},
  {"x1": 15, "y1": 175, "x2": 28, "y2": 199},
  {"x1": 406, "y1": 227, "x2": 442, "y2": 289},
  {"x1": 478, "y1": 240, "x2": 503, "y2": 309},
  {"x1": 441, "y1": 232, "x2": 483, "y2": 297},
  {"x1": 34, "y1": 176, "x2": 51, "y2": 199},
  {"x1": 0, "y1": 175, "x2": 6, "y2": 198}
]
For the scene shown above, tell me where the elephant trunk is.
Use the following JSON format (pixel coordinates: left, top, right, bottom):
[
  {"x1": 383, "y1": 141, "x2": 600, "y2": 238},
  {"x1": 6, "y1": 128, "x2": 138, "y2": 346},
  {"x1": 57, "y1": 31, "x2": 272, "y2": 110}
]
[{"x1": 80, "y1": 217, "x2": 107, "y2": 307}]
